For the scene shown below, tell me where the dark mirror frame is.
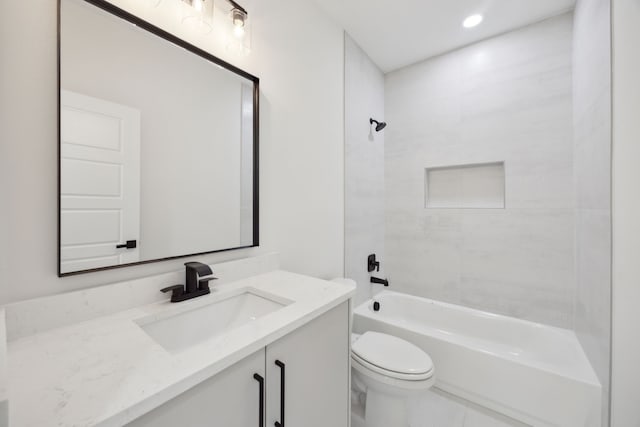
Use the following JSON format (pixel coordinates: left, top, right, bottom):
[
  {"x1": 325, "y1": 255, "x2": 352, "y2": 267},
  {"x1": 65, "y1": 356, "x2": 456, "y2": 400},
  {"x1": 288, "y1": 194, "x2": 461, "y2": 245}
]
[{"x1": 57, "y1": 0, "x2": 260, "y2": 277}]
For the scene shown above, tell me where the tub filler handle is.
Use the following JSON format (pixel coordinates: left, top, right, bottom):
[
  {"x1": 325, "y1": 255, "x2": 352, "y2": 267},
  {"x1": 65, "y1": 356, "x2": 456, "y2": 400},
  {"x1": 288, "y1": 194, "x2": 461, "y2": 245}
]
[{"x1": 367, "y1": 254, "x2": 380, "y2": 272}]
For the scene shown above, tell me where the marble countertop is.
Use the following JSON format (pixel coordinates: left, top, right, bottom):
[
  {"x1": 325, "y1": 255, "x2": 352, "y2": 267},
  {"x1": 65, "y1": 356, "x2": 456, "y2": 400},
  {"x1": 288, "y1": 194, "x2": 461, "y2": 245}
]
[{"x1": 7, "y1": 271, "x2": 355, "y2": 427}]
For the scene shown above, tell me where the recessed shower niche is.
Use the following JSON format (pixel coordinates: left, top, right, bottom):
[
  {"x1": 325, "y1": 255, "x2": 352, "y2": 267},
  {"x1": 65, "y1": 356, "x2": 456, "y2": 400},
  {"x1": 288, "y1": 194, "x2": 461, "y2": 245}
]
[{"x1": 424, "y1": 162, "x2": 505, "y2": 209}]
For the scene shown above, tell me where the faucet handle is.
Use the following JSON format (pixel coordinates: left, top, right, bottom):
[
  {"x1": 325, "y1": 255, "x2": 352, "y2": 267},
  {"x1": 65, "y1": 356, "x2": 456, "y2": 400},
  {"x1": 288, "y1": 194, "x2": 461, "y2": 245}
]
[
  {"x1": 198, "y1": 276, "x2": 218, "y2": 292},
  {"x1": 161, "y1": 284, "x2": 185, "y2": 302}
]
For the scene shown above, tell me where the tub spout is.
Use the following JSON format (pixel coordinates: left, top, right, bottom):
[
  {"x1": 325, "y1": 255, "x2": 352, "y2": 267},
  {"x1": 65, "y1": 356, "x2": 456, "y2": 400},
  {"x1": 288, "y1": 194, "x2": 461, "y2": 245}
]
[{"x1": 370, "y1": 276, "x2": 389, "y2": 287}]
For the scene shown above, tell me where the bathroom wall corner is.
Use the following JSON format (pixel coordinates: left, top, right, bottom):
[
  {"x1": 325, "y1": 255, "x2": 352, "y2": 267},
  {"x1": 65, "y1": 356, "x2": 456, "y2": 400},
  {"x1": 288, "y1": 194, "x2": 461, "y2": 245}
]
[
  {"x1": 572, "y1": 0, "x2": 612, "y2": 425},
  {"x1": 344, "y1": 34, "x2": 385, "y2": 306}
]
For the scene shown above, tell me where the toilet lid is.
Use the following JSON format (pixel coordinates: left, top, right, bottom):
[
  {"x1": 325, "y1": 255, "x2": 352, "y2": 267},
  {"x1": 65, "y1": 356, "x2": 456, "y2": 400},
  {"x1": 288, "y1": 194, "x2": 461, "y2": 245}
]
[{"x1": 351, "y1": 332, "x2": 433, "y2": 376}]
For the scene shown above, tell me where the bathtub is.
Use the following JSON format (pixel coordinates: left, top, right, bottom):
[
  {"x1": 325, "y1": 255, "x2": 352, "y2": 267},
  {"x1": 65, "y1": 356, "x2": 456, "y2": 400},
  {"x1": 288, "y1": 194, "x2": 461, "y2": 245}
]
[{"x1": 353, "y1": 291, "x2": 601, "y2": 427}]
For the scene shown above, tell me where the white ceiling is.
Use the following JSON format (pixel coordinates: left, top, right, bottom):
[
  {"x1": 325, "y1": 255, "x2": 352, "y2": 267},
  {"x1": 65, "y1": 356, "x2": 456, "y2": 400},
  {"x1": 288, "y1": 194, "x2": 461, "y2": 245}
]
[{"x1": 314, "y1": 0, "x2": 576, "y2": 73}]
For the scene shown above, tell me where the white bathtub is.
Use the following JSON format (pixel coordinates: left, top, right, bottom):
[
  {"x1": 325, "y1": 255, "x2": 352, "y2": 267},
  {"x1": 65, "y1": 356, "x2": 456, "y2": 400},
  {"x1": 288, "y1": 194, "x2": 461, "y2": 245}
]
[{"x1": 353, "y1": 291, "x2": 601, "y2": 427}]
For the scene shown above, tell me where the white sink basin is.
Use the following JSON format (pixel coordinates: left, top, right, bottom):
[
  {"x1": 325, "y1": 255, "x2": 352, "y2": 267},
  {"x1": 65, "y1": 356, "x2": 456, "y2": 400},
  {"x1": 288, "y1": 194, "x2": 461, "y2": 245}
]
[{"x1": 137, "y1": 289, "x2": 289, "y2": 353}]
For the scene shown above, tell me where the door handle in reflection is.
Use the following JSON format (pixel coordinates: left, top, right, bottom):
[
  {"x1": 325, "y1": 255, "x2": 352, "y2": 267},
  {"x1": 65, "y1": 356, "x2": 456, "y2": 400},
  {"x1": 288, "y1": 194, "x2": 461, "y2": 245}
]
[{"x1": 116, "y1": 240, "x2": 137, "y2": 249}]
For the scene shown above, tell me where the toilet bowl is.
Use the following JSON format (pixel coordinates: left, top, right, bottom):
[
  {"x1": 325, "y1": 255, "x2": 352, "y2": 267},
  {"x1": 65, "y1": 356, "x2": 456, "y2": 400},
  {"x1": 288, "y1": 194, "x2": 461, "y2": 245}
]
[{"x1": 351, "y1": 331, "x2": 435, "y2": 427}]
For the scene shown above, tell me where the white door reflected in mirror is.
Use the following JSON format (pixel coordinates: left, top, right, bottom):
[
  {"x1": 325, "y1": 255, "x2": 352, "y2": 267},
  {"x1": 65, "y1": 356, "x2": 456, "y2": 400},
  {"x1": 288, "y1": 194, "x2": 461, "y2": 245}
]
[{"x1": 60, "y1": 90, "x2": 141, "y2": 274}]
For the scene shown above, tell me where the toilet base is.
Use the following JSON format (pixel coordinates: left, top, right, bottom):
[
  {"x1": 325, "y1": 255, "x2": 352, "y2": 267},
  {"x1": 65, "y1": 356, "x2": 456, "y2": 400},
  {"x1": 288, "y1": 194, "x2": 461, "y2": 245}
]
[
  {"x1": 351, "y1": 404, "x2": 366, "y2": 427},
  {"x1": 364, "y1": 389, "x2": 409, "y2": 427}
]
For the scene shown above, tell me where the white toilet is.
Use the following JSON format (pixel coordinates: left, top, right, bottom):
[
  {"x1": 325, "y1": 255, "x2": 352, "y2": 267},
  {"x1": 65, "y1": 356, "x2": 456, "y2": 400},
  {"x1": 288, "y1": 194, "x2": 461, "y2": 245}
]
[{"x1": 351, "y1": 331, "x2": 435, "y2": 427}]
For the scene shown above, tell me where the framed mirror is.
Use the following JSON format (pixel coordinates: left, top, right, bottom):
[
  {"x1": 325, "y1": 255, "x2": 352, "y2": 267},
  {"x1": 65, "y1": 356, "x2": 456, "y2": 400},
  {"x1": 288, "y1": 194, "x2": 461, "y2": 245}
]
[{"x1": 58, "y1": 0, "x2": 259, "y2": 276}]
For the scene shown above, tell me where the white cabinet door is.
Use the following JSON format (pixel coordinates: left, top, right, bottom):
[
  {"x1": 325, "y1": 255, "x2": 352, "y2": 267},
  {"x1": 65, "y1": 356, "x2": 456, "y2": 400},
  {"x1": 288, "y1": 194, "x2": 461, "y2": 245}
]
[
  {"x1": 127, "y1": 349, "x2": 265, "y2": 427},
  {"x1": 266, "y1": 302, "x2": 350, "y2": 427}
]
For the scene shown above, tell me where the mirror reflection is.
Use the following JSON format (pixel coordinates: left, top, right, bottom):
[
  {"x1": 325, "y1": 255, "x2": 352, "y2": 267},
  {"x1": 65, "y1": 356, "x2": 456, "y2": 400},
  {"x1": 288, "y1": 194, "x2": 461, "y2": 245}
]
[{"x1": 59, "y1": 0, "x2": 258, "y2": 275}]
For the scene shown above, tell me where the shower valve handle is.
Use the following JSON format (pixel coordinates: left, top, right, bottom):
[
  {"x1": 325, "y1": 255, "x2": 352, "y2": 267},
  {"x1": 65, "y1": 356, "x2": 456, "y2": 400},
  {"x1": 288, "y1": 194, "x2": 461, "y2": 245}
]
[{"x1": 367, "y1": 254, "x2": 380, "y2": 272}]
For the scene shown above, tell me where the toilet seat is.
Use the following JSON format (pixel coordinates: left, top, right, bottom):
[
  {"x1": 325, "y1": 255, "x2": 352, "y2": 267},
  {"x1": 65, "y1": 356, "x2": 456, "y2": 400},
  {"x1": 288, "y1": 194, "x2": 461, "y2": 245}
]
[
  {"x1": 351, "y1": 332, "x2": 434, "y2": 381},
  {"x1": 351, "y1": 352, "x2": 434, "y2": 382}
]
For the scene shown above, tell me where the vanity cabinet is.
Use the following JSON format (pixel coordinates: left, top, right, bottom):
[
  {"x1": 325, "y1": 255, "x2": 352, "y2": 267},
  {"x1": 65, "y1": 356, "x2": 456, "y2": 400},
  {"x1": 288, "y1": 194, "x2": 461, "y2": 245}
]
[
  {"x1": 266, "y1": 302, "x2": 350, "y2": 427},
  {"x1": 127, "y1": 349, "x2": 266, "y2": 427},
  {"x1": 127, "y1": 301, "x2": 350, "y2": 427}
]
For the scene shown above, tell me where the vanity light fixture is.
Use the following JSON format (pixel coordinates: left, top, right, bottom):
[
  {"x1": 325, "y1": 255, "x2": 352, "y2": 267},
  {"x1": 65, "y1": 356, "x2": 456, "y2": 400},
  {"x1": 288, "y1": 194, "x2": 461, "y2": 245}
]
[
  {"x1": 180, "y1": 0, "x2": 215, "y2": 34},
  {"x1": 224, "y1": 0, "x2": 251, "y2": 54},
  {"x1": 228, "y1": 0, "x2": 248, "y2": 39},
  {"x1": 463, "y1": 14, "x2": 483, "y2": 29}
]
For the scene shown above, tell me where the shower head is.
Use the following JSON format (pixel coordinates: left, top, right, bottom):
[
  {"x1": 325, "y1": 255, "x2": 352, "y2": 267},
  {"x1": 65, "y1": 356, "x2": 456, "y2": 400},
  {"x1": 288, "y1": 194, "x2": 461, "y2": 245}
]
[{"x1": 370, "y1": 118, "x2": 387, "y2": 132}]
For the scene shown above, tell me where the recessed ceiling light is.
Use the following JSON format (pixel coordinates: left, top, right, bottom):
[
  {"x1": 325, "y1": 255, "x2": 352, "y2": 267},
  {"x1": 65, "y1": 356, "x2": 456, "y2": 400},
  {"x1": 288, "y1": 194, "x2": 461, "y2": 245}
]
[{"x1": 463, "y1": 14, "x2": 483, "y2": 29}]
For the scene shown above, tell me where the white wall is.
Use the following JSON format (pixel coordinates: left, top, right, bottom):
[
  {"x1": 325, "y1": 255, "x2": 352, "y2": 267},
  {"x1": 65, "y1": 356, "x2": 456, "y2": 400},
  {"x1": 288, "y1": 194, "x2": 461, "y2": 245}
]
[
  {"x1": 384, "y1": 14, "x2": 575, "y2": 328},
  {"x1": 611, "y1": 0, "x2": 640, "y2": 425},
  {"x1": 344, "y1": 34, "x2": 385, "y2": 305},
  {"x1": 0, "y1": 0, "x2": 344, "y2": 303},
  {"x1": 572, "y1": 0, "x2": 612, "y2": 424}
]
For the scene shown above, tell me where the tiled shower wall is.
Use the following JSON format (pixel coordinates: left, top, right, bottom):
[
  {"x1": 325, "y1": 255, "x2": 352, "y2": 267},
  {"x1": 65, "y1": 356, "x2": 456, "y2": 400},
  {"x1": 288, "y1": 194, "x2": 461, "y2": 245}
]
[
  {"x1": 573, "y1": 0, "x2": 612, "y2": 424},
  {"x1": 344, "y1": 34, "x2": 385, "y2": 305},
  {"x1": 384, "y1": 14, "x2": 576, "y2": 328}
]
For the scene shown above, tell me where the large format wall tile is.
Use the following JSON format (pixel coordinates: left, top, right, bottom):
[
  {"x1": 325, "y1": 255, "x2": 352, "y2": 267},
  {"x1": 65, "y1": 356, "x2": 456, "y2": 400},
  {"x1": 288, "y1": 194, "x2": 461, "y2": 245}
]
[{"x1": 385, "y1": 14, "x2": 575, "y2": 328}]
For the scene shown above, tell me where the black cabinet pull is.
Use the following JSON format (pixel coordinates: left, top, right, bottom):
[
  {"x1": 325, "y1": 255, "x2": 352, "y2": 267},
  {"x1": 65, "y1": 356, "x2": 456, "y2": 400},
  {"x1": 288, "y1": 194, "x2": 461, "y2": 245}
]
[
  {"x1": 274, "y1": 360, "x2": 285, "y2": 427},
  {"x1": 253, "y1": 373, "x2": 264, "y2": 427},
  {"x1": 116, "y1": 240, "x2": 137, "y2": 249}
]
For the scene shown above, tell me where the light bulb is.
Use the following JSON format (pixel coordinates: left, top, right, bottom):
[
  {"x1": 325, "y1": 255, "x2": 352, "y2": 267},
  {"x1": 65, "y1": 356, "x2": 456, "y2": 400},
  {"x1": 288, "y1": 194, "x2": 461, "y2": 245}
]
[{"x1": 232, "y1": 9, "x2": 246, "y2": 28}]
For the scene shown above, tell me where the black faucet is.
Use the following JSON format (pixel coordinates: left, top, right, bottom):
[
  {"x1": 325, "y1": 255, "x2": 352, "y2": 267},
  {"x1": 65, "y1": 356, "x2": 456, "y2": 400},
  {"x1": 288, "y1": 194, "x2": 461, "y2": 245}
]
[
  {"x1": 370, "y1": 276, "x2": 389, "y2": 287},
  {"x1": 161, "y1": 262, "x2": 217, "y2": 303}
]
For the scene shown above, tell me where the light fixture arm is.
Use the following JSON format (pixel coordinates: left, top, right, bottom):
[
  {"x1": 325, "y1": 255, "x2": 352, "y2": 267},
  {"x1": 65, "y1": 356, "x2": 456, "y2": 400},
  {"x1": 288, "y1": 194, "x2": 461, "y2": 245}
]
[{"x1": 227, "y1": 0, "x2": 247, "y2": 15}]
